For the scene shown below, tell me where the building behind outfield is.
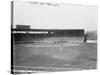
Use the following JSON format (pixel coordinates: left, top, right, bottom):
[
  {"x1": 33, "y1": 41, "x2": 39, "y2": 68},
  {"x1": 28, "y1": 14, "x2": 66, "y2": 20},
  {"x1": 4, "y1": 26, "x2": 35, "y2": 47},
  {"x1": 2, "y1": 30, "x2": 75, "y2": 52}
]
[{"x1": 11, "y1": 25, "x2": 85, "y2": 43}]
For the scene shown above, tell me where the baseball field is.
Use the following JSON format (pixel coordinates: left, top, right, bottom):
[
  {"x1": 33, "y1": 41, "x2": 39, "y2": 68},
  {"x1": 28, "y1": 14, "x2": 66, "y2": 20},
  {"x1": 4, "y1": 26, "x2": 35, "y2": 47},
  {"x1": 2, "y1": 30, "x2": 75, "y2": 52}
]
[{"x1": 12, "y1": 41, "x2": 97, "y2": 74}]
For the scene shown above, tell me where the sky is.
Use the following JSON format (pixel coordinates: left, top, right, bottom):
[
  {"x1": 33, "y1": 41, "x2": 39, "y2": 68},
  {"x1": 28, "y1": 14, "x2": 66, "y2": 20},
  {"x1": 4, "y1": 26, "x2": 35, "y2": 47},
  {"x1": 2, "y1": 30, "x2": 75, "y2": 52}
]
[{"x1": 13, "y1": 1, "x2": 98, "y2": 31}]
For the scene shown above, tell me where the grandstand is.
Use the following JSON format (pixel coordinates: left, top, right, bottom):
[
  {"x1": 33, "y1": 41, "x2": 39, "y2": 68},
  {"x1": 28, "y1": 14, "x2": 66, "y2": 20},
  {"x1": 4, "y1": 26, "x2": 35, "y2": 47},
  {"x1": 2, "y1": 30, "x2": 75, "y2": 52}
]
[{"x1": 11, "y1": 25, "x2": 85, "y2": 43}]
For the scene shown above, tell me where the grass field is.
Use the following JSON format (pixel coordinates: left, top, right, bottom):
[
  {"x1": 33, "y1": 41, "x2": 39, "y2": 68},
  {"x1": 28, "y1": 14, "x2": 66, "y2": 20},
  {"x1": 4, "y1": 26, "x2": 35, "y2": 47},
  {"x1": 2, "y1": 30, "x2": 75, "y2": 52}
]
[{"x1": 12, "y1": 42, "x2": 97, "y2": 74}]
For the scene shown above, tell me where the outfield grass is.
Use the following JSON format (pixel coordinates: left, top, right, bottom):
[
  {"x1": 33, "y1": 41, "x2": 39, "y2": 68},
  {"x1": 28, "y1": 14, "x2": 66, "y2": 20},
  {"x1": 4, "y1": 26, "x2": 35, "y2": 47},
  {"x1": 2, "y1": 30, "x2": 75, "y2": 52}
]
[{"x1": 13, "y1": 42, "x2": 97, "y2": 73}]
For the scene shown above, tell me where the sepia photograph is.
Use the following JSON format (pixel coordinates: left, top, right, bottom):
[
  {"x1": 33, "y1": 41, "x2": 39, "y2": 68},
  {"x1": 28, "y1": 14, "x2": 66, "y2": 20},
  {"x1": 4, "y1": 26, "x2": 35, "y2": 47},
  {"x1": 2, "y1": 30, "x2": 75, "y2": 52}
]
[{"x1": 11, "y1": 1, "x2": 97, "y2": 74}]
